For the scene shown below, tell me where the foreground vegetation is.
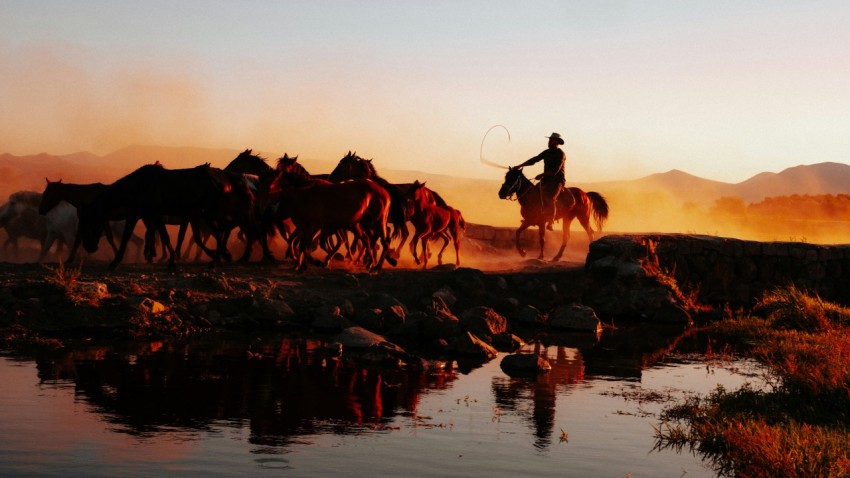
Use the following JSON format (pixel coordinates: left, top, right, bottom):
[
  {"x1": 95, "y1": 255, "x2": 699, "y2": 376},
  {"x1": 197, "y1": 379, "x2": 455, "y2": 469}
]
[{"x1": 655, "y1": 286, "x2": 850, "y2": 477}]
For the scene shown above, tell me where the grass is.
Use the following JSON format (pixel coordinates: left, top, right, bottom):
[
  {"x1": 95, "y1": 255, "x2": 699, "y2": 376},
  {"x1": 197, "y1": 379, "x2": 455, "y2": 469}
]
[{"x1": 655, "y1": 285, "x2": 850, "y2": 477}]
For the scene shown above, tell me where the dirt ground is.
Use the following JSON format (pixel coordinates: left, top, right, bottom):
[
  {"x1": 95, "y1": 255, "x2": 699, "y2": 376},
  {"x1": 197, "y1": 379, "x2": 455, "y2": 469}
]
[{"x1": 0, "y1": 234, "x2": 589, "y2": 349}]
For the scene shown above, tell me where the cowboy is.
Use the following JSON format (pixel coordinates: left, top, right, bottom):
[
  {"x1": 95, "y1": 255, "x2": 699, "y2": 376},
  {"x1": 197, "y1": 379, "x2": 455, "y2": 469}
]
[{"x1": 514, "y1": 132, "x2": 566, "y2": 230}]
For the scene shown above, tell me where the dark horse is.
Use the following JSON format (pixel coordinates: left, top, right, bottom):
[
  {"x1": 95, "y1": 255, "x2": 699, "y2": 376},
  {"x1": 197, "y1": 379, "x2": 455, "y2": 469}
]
[
  {"x1": 77, "y1": 163, "x2": 235, "y2": 269},
  {"x1": 498, "y1": 167, "x2": 609, "y2": 261},
  {"x1": 221, "y1": 149, "x2": 290, "y2": 262}
]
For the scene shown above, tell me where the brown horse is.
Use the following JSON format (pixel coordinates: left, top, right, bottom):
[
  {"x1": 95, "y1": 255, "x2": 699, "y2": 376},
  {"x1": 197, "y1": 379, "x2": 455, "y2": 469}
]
[
  {"x1": 405, "y1": 180, "x2": 465, "y2": 269},
  {"x1": 271, "y1": 169, "x2": 395, "y2": 272},
  {"x1": 328, "y1": 152, "x2": 437, "y2": 258},
  {"x1": 498, "y1": 167, "x2": 609, "y2": 261}
]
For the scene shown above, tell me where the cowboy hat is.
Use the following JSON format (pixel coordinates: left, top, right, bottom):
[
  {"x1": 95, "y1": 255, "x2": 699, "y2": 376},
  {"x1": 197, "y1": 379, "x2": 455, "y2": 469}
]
[{"x1": 546, "y1": 132, "x2": 565, "y2": 145}]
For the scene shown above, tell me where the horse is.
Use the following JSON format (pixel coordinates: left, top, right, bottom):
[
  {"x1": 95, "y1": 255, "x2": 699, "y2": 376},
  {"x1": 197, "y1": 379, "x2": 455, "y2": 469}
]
[
  {"x1": 328, "y1": 151, "x2": 429, "y2": 257},
  {"x1": 0, "y1": 202, "x2": 49, "y2": 260},
  {"x1": 270, "y1": 169, "x2": 395, "y2": 272},
  {"x1": 77, "y1": 163, "x2": 234, "y2": 269},
  {"x1": 275, "y1": 153, "x2": 367, "y2": 263},
  {"x1": 405, "y1": 180, "x2": 466, "y2": 269},
  {"x1": 40, "y1": 179, "x2": 148, "y2": 263},
  {"x1": 498, "y1": 167, "x2": 609, "y2": 261},
  {"x1": 0, "y1": 191, "x2": 75, "y2": 262},
  {"x1": 223, "y1": 149, "x2": 294, "y2": 262}
]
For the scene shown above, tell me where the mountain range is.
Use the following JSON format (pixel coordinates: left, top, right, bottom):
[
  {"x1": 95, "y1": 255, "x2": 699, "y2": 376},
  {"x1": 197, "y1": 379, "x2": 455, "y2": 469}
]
[{"x1": 2, "y1": 145, "x2": 850, "y2": 228}]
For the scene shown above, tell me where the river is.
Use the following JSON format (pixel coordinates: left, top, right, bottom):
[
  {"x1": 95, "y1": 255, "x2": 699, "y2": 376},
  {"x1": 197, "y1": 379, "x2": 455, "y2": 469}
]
[{"x1": 0, "y1": 327, "x2": 764, "y2": 477}]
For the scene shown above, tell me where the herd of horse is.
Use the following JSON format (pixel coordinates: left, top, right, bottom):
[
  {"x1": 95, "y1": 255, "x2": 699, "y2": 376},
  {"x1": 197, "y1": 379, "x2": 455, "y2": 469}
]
[{"x1": 0, "y1": 150, "x2": 609, "y2": 270}]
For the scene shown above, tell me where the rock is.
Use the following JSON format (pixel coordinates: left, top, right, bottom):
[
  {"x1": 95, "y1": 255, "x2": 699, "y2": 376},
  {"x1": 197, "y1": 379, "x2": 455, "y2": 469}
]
[
  {"x1": 372, "y1": 293, "x2": 408, "y2": 315},
  {"x1": 516, "y1": 304, "x2": 544, "y2": 325},
  {"x1": 382, "y1": 304, "x2": 406, "y2": 330},
  {"x1": 495, "y1": 276, "x2": 508, "y2": 290},
  {"x1": 137, "y1": 297, "x2": 167, "y2": 315},
  {"x1": 447, "y1": 332, "x2": 498, "y2": 360},
  {"x1": 459, "y1": 306, "x2": 507, "y2": 341},
  {"x1": 311, "y1": 305, "x2": 350, "y2": 331},
  {"x1": 500, "y1": 353, "x2": 552, "y2": 377},
  {"x1": 354, "y1": 307, "x2": 384, "y2": 330},
  {"x1": 334, "y1": 326, "x2": 395, "y2": 350},
  {"x1": 78, "y1": 281, "x2": 109, "y2": 299},
  {"x1": 492, "y1": 333, "x2": 524, "y2": 352},
  {"x1": 549, "y1": 304, "x2": 602, "y2": 333},
  {"x1": 420, "y1": 297, "x2": 461, "y2": 339},
  {"x1": 253, "y1": 297, "x2": 296, "y2": 322},
  {"x1": 432, "y1": 286, "x2": 457, "y2": 307}
]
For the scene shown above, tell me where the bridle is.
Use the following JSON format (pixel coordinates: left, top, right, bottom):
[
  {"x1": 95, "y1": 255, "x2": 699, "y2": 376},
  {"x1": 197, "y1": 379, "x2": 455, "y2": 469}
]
[{"x1": 502, "y1": 170, "x2": 535, "y2": 202}]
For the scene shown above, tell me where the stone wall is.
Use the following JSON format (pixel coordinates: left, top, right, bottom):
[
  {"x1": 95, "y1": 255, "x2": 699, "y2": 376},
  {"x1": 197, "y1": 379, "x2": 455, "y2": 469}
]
[{"x1": 586, "y1": 234, "x2": 850, "y2": 308}]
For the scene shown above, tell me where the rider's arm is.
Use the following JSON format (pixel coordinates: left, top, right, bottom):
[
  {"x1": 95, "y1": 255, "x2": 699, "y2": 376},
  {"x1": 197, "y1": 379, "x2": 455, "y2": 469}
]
[{"x1": 515, "y1": 152, "x2": 543, "y2": 168}]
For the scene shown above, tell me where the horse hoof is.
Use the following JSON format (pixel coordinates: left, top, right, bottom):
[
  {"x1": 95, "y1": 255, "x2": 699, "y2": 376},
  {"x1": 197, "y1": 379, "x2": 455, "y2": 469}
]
[
  {"x1": 517, "y1": 250, "x2": 526, "y2": 258},
  {"x1": 386, "y1": 256, "x2": 398, "y2": 267}
]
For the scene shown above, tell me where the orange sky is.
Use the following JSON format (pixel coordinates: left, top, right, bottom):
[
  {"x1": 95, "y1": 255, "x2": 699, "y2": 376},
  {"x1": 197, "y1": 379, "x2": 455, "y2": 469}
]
[{"x1": 2, "y1": 2, "x2": 849, "y2": 184}]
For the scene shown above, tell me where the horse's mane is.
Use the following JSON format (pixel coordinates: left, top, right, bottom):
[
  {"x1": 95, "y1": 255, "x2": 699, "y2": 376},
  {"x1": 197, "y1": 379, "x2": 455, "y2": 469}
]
[
  {"x1": 276, "y1": 154, "x2": 311, "y2": 179},
  {"x1": 226, "y1": 149, "x2": 273, "y2": 175}
]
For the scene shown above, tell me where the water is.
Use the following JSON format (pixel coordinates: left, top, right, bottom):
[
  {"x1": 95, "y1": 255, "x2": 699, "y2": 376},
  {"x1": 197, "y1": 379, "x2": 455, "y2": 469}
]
[{"x1": 0, "y1": 329, "x2": 765, "y2": 477}]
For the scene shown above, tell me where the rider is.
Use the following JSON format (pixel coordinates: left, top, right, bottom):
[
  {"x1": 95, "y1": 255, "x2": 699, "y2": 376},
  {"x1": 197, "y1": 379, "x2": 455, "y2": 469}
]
[{"x1": 514, "y1": 132, "x2": 566, "y2": 230}]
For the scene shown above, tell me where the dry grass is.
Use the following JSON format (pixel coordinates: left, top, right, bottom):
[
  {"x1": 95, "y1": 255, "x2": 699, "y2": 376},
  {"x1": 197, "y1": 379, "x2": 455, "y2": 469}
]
[{"x1": 655, "y1": 286, "x2": 850, "y2": 477}]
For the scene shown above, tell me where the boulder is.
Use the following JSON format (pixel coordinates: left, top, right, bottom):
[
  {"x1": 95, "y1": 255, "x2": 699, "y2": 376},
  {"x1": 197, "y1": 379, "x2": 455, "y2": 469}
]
[
  {"x1": 549, "y1": 304, "x2": 602, "y2": 333},
  {"x1": 460, "y1": 306, "x2": 507, "y2": 341},
  {"x1": 447, "y1": 332, "x2": 498, "y2": 360},
  {"x1": 500, "y1": 353, "x2": 552, "y2": 377}
]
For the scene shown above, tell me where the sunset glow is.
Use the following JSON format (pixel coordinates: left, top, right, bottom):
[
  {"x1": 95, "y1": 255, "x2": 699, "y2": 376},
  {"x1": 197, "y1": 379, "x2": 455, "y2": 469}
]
[{"x1": 2, "y1": 1, "x2": 849, "y2": 184}]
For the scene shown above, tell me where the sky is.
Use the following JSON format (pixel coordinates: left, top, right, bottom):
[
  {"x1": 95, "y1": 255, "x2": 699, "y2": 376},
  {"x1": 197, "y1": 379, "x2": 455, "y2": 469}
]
[{"x1": 1, "y1": 1, "x2": 849, "y2": 184}]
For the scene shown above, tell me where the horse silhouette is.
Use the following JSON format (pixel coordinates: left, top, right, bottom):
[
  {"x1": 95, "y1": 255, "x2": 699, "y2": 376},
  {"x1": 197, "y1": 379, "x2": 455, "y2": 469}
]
[{"x1": 498, "y1": 167, "x2": 608, "y2": 261}]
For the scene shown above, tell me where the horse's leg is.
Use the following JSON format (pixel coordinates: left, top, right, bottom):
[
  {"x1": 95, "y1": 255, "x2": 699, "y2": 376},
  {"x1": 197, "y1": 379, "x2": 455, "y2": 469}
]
[
  {"x1": 294, "y1": 227, "x2": 317, "y2": 272},
  {"x1": 190, "y1": 218, "x2": 220, "y2": 263},
  {"x1": 420, "y1": 233, "x2": 432, "y2": 269},
  {"x1": 409, "y1": 228, "x2": 424, "y2": 265},
  {"x1": 436, "y1": 231, "x2": 449, "y2": 265},
  {"x1": 537, "y1": 224, "x2": 546, "y2": 260},
  {"x1": 174, "y1": 220, "x2": 190, "y2": 261},
  {"x1": 111, "y1": 216, "x2": 140, "y2": 270},
  {"x1": 552, "y1": 215, "x2": 571, "y2": 262},
  {"x1": 38, "y1": 230, "x2": 57, "y2": 263},
  {"x1": 393, "y1": 222, "x2": 409, "y2": 260},
  {"x1": 515, "y1": 222, "x2": 531, "y2": 257},
  {"x1": 154, "y1": 221, "x2": 179, "y2": 269}
]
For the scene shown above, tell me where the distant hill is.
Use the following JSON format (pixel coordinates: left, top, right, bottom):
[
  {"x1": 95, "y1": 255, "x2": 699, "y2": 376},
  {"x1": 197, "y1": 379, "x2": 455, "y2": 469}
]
[{"x1": 2, "y1": 145, "x2": 850, "y2": 229}]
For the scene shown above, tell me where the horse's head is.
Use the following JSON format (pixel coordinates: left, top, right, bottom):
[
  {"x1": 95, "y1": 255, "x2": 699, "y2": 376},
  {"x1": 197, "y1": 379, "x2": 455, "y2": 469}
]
[
  {"x1": 498, "y1": 167, "x2": 526, "y2": 199},
  {"x1": 405, "y1": 180, "x2": 433, "y2": 213},
  {"x1": 226, "y1": 149, "x2": 273, "y2": 176},
  {"x1": 329, "y1": 151, "x2": 374, "y2": 182}
]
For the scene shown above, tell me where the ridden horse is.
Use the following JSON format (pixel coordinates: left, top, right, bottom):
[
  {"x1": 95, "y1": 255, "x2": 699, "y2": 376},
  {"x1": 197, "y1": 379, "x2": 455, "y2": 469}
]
[
  {"x1": 0, "y1": 191, "x2": 75, "y2": 262},
  {"x1": 77, "y1": 163, "x2": 234, "y2": 269},
  {"x1": 270, "y1": 170, "x2": 395, "y2": 272},
  {"x1": 405, "y1": 180, "x2": 465, "y2": 269},
  {"x1": 40, "y1": 179, "x2": 148, "y2": 263},
  {"x1": 498, "y1": 167, "x2": 609, "y2": 261},
  {"x1": 328, "y1": 152, "x2": 429, "y2": 257}
]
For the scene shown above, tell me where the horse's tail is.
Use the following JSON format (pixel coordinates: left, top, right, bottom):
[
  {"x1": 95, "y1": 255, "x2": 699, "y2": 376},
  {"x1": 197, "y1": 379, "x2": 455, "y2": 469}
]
[
  {"x1": 586, "y1": 192, "x2": 609, "y2": 231},
  {"x1": 454, "y1": 208, "x2": 466, "y2": 231},
  {"x1": 372, "y1": 177, "x2": 407, "y2": 241}
]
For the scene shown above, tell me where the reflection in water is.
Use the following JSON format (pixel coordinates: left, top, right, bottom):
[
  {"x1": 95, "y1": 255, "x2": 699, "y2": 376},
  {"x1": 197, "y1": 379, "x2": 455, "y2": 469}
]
[
  {"x1": 0, "y1": 324, "x2": 739, "y2": 477},
  {"x1": 32, "y1": 335, "x2": 457, "y2": 449},
  {"x1": 492, "y1": 344, "x2": 585, "y2": 450}
]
